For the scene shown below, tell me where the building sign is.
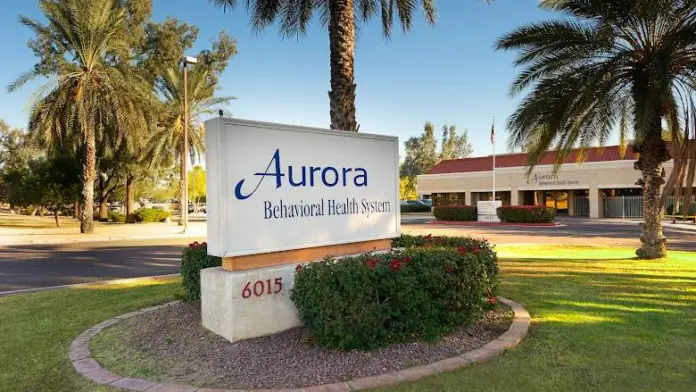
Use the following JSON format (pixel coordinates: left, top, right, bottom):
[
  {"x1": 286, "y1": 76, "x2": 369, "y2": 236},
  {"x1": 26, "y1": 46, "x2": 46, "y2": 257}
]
[
  {"x1": 205, "y1": 118, "x2": 400, "y2": 257},
  {"x1": 477, "y1": 201, "x2": 501, "y2": 223},
  {"x1": 526, "y1": 173, "x2": 580, "y2": 187}
]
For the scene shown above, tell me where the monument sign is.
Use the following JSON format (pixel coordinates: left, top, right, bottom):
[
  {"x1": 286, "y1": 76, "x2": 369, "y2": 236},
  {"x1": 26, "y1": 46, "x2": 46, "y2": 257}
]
[
  {"x1": 477, "y1": 200, "x2": 502, "y2": 223},
  {"x1": 202, "y1": 118, "x2": 400, "y2": 342}
]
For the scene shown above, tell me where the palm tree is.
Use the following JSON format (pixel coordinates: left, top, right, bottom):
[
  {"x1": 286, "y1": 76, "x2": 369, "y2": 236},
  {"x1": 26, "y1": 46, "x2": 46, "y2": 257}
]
[
  {"x1": 211, "y1": 0, "x2": 437, "y2": 132},
  {"x1": 9, "y1": 0, "x2": 150, "y2": 233},
  {"x1": 497, "y1": 0, "x2": 696, "y2": 258},
  {"x1": 147, "y1": 66, "x2": 233, "y2": 225}
]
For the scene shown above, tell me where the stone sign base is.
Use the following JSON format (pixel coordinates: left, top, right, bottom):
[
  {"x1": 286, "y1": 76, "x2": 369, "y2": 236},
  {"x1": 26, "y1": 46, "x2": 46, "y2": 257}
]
[{"x1": 201, "y1": 264, "x2": 301, "y2": 343}]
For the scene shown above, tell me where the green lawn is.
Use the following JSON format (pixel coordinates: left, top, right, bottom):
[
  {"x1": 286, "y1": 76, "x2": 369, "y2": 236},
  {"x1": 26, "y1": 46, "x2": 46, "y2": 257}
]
[{"x1": 1, "y1": 246, "x2": 694, "y2": 392}]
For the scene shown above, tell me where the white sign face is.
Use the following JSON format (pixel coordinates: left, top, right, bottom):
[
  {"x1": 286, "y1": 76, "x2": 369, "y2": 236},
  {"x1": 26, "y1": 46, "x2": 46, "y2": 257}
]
[
  {"x1": 205, "y1": 118, "x2": 400, "y2": 258},
  {"x1": 477, "y1": 200, "x2": 502, "y2": 216}
]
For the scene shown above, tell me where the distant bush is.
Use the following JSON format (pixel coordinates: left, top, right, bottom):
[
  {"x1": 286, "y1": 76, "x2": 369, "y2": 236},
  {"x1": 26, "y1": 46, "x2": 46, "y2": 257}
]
[
  {"x1": 666, "y1": 203, "x2": 696, "y2": 216},
  {"x1": 108, "y1": 210, "x2": 126, "y2": 223},
  {"x1": 181, "y1": 241, "x2": 221, "y2": 301},
  {"x1": 400, "y1": 203, "x2": 431, "y2": 213},
  {"x1": 291, "y1": 234, "x2": 498, "y2": 350},
  {"x1": 433, "y1": 205, "x2": 477, "y2": 221},
  {"x1": 497, "y1": 205, "x2": 555, "y2": 223},
  {"x1": 133, "y1": 208, "x2": 171, "y2": 223},
  {"x1": 24, "y1": 206, "x2": 35, "y2": 216}
]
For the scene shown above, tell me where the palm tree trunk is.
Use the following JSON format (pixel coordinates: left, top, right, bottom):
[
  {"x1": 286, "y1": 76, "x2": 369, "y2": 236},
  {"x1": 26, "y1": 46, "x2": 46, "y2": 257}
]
[
  {"x1": 126, "y1": 174, "x2": 135, "y2": 223},
  {"x1": 54, "y1": 207, "x2": 60, "y2": 228},
  {"x1": 635, "y1": 127, "x2": 669, "y2": 258},
  {"x1": 98, "y1": 175, "x2": 109, "y2": 221},
  {"x1": 73, "y1": 199, "x2": 79, "y2": 219},
  {"x1": 80, "y1": 127, "x2": 96, "y2": 234},
  {"x1": 328, "y1": 0, "x2": 358, "y2": 132}
]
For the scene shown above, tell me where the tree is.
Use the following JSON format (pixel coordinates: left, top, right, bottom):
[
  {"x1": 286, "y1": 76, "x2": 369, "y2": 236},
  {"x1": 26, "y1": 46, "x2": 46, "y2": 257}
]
[
  {"x1": 10, "y1": 0, "x2": 151, "y2": 233},
  {"x1": 440, "y1": 124, "x2": 473, "y2": 160},
  {"x1": 400, "y1": 121, "x2": 439, "y2": 178},
  {"x1": 188, "y1": 165, "x2": 206, "y2": 207},
  {"x1": 400, "y1": 176, "x2": 418, "y2": 200},
  {"x1": 211, "y1": 0, "x2": 436, "y2": 132},
  {"x1": 496, "y1": 0, "x2": 696, "y2": 258}
]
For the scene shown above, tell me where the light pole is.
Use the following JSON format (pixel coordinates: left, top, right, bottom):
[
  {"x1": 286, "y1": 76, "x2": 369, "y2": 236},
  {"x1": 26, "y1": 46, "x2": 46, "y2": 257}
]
[{"x1": 181, "y1": 55, "x2": 197, "y2": 233}]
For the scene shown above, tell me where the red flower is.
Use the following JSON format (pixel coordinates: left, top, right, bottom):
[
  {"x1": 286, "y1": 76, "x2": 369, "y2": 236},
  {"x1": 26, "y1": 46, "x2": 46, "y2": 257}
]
[
  {"x1": 473, "y1": 246, "x2": 480, "y2": 255},
  {"x1": 295, "y1": 264, "x2": 304, "y2": 272},
  {"x1": 366, "y1": 259, "x2": 378, "y2": 270},
  {"x1": 389, "y1": 259, "x2": 401, "y2": 271},
  {"x1": 457, "y1": 246, "x2": 467, "y2": 255},
  {"x1": 434, "y1": 236, "x2": 442, "y2": 242},
  {"x1": 401, "y1": 255, "x2": 412, "y2": 264},
  {"x1": 424, "y1": 234, "x2": 432, "y2": 240},
  {"x1": 487, "y1": 296, "x2": 497, "y2": 305},
  {"x1": 444, "y1": 266, "x2": 454, "y2": 274},
  {"x1": 201, "y1": 241, "x2": 207, "y2": 247}
]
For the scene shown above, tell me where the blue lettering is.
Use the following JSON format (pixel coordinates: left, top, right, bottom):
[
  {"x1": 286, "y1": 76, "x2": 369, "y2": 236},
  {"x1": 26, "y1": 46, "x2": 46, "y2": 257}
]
[
  {"x1": 234, "y1": 149, "x2": 284, "y2": 200},
  {"x1": 322, "y1": 167, "x2": 339, "y2": 187},
  {"x1": 233, "y1": 150, "x2": 370, "y2": 200},
  {"x1": 354, "y1": 168, "x2": 368, "y2": 187}
]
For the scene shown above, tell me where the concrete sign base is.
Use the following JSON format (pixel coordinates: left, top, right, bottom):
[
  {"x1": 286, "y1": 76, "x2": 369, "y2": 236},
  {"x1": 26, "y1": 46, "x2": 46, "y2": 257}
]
[{"x1": 201, "y1": 264, "x2": 301, "y2": 343}]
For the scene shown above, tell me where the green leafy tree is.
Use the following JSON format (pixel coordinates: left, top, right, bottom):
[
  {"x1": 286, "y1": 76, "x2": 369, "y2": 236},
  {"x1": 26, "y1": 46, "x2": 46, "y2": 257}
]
[
  {"x1": 440, "y1": 124, "x2": 473, "y2": 160},
  {"x1": 143, "y1": 21, "x2": 235, "y2": 225},
  {"x1": 496, "y1": 0, "x2": 696, "y2": 258},
  {"x1": 211, "y1": 0, "x2": 436, "y2": 132},
  {"x1": 9, "y1": 0, "x2": 152, "y2": 233},
  {"x1": 400, "y1": 121, "x2": 439, "y2": 178}
]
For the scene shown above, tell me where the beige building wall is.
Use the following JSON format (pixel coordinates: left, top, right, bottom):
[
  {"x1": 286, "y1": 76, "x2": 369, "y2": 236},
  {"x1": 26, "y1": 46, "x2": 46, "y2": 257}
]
[{"x1": 417, "y1": 160, "x2": 682, "y2": 219}]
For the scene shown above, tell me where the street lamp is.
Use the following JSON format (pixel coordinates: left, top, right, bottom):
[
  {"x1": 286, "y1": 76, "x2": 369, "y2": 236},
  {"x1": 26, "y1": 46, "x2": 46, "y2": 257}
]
[{"x1": 181, "y1": 55, "x2": 198, "y2": 233}]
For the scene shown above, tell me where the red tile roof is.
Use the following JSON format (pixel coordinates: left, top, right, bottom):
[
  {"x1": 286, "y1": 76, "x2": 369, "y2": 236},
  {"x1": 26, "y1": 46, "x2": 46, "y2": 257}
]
[{"x1": 427, "y1": 145, "x2": 639, "y2": 175}]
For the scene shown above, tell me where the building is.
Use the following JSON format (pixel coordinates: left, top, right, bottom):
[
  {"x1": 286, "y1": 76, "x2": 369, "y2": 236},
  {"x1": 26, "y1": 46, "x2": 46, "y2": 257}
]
[{"x1": 416, "y1": 145, "x2": 694, "y2": 219}]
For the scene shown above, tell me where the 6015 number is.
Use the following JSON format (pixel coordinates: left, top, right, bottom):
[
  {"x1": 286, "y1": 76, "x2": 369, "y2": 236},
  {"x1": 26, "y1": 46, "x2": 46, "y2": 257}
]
[{"x1": 241, "y1": 278, "x2": 283, "y2": 299}]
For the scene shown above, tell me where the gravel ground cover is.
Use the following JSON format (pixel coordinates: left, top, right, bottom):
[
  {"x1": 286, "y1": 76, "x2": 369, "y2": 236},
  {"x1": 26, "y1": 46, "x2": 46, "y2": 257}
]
[{"x1": 91, "y1": 301, "x2": 513, "y2": 389}]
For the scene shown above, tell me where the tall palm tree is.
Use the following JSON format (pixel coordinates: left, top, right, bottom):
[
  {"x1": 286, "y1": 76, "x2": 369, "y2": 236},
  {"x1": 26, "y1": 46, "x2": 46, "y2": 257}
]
[
  {"x1": 9, "y1": 0, "x2": 150, "y2": 233},
  {"x1": 497, "y1": 0, "x2": 696, "y2": 258},
  {"x1": 147, "y1": 66, "x2": 233, "y2": 225},
  {"x1": 211, "y1": 0, "x2": 437, "y2": 132}
]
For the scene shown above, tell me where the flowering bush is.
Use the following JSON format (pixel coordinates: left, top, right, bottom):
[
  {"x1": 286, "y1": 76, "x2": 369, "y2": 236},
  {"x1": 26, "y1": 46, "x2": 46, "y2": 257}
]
[
  {"x1": 291, "y1": 234, "x2": 498, "y2": 350},
  {"x1": 181, "y1": 241, "x2": 221, "y2": 301},
  {"x1": 496, "y1": 205, "x2": 555, "y2": 223},
  {"x1": 433, "y1": 205, "x2": 477, "y2": 221}
]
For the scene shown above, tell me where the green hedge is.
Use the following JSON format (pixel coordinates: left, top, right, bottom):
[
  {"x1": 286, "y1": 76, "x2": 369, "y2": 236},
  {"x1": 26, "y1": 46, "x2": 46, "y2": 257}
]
[
  {"x1": 107, "y1": 210, "x2": 126, "y2": 223},
  {"x1": 291, "y1": 234, "x2": 498, "y2": 350},
  {"x1": 433, "y1": 205, "x2": 477, "y2": 221},
  {"x1": 181, "y1": 242, "x2": 222, "y2": 301},
  {"x1": 400, "y1": 203, "x2": 431, "y2": 213},
  {"x1": 496, "y1": 205, "x2": 555, "y2": 223},
  {"x1": 133, "y1": 208, "x2": 171, "y2": 223},
  {"x1": 666, "y1": 203, "x2": 696, "y2": 216}
]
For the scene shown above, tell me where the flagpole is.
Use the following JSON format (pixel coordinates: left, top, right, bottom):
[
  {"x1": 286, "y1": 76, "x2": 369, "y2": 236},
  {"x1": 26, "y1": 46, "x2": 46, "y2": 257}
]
[{"x1": 492, "y1": 119, "x2": 496, "y2": 201}]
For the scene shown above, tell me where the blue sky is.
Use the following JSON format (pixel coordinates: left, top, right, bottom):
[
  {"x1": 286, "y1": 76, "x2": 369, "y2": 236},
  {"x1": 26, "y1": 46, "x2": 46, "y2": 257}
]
[{"x1": 0, "y1": 0, "x2": 558, "y2": 158}]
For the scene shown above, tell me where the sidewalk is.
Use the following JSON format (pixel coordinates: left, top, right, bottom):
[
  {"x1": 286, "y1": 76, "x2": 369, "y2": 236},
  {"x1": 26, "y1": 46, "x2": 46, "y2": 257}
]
[{"x1": 0, "y1": 219, "x2": 207, "y2": 246}]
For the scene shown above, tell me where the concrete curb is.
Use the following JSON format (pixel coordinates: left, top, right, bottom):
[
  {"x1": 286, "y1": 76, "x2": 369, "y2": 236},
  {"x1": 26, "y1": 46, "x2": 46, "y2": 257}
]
[
  {"x1": 0, "y1": 231, "x2": 206, "y2": 247},
  {"x1": 427, "y1": 220, "x2": 563, "y2": 227},
  {"x1": 71, "y1": 297, "x2": 530, "y2": 391},
  {"x1": 0, "y1": 274, "x2": 180, "y2": 297}
]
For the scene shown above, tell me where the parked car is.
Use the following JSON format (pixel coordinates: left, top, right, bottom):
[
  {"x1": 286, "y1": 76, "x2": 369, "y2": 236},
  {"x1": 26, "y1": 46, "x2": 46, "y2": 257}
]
[{"x1": 407, "y1": 200, "x2": 427, "y2": 206}]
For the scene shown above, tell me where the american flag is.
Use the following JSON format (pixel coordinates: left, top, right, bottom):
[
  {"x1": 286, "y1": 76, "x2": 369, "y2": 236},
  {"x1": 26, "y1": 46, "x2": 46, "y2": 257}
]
[{"x1": 490, "y1": 119, "x2": 495, "y2": 145}]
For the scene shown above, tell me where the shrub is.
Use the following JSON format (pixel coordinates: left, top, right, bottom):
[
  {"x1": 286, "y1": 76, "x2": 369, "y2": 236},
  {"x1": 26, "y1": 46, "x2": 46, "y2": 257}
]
[
  {"x1": 291, "y1": 235, "x2": 498, "y2": 350},
  {"x1": 133, "y1": 207, "x2": 172, "y2": 223},
  {"x1": 24, "y1": 206, "x2": 35, "y2": 216},
  {"x1": 666, "y1": 203, "x2": 696, "y2": 216},
  {"x1": 400, "y1": 203, "x2": 431, "y2": 213},
  {"x1": 107, "y1": 210, "x2": 126, "y2": 223},
  {"x1": 497, "y1": 205, "x2": 555, "y2": 223},
  {"x1": 433, "y1": 205, "x2": 477, "y2": 221},
  {"x1": 181, "y1": 241, "x2": 222, "y2": 301}
]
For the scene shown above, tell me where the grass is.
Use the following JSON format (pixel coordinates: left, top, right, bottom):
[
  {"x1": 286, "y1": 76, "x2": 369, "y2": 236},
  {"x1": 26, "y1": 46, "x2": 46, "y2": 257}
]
[
  {"x1": 0, "y1": 213, "x2": 81, "y2": 229},
  {"x1": 1, "y1": 246, "x2": 695, "y2": 391},
  {"x1": 0, "y1": 277, "x2": 181, "y2": 392}
]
